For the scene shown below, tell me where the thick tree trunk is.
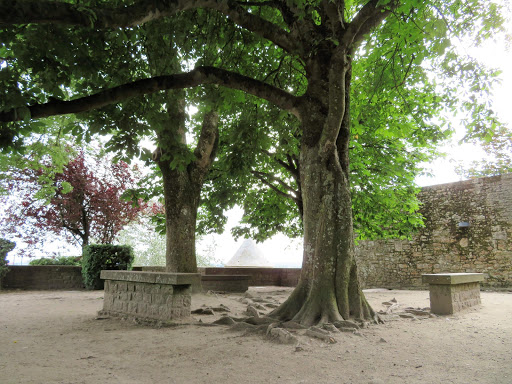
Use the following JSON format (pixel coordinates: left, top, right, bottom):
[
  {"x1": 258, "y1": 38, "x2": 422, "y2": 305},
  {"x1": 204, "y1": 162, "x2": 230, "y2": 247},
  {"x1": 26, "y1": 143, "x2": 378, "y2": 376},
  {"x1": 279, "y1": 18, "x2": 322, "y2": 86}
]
[
  {"x1": 271, "y1": 142, "x2": 376, "y2": 325},
  {"x1": 271, "y1": 54, "x2": 377, "y2": 326}
]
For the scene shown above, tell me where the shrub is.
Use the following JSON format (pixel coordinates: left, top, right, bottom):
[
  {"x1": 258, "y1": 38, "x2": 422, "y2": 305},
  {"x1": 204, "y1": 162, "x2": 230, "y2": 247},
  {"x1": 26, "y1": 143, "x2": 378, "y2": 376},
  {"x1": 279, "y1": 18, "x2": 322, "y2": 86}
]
[
  {"x1": 0, "y1": 239, "x2": 15, "y2": 279},
  {"x1": 29, "y1": 258, "x2": 55, "y2": 266},
  {"x1": 82, "y1": 244, "x2": 134, "y2": 290},
  {"x1": 29, "y1": 256, "x2": 81, "y2": 266}
]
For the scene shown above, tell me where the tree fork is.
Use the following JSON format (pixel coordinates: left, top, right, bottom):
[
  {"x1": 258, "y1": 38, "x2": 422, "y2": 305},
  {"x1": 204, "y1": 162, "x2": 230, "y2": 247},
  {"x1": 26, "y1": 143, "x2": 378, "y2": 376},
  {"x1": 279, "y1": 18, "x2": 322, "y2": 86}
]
[{"x1": 156, "y1": 101, "x2": 220, "y2": 273}]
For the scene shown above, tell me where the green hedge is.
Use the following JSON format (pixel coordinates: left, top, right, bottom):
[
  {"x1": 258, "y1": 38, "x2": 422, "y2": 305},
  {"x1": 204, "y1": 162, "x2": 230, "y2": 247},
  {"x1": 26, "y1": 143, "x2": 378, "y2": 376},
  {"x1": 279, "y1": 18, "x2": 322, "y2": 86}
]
[
  {"x1": 0, "y1": 239, "x2": 15, "y2": 279},
  {"x1": 82, "y1": 244, "x2": 134, "y2": 290},
  {"x1": 29, "y1": 256, "x2": 81, "y2": 266}
]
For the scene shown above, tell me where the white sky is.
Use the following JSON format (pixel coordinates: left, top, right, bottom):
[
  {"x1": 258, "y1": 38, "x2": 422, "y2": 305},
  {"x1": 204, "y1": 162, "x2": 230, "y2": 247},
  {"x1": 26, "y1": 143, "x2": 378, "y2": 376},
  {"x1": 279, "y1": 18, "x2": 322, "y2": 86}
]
[
  {"x1": 6, "y1": 13, "x2": 511, "y2": 266},
  {"x1": 417, "y1": 23, "x2": 512, "y2": 186}
]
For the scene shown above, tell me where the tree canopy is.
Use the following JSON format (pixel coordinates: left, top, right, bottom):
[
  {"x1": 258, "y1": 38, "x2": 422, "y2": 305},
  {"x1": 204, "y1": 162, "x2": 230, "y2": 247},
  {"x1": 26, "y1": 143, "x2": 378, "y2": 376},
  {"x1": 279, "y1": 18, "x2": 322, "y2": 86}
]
[{"x1": 0, "y1": 0, "x2": 508, "y2": 325}]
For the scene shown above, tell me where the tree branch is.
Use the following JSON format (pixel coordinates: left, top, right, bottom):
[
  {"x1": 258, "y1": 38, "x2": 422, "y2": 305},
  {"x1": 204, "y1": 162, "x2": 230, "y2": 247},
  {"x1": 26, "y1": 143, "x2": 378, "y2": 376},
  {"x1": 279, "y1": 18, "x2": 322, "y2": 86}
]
[
  {"x1": 0, "y1": 0, "x2": 297, "y2": 53},
  {"x1": 320, "y1": 0, "x2": 345, "y2": 35},
  {"x1": 0, "y1": 66, "x2": 299, "y2": 123},
  {"x1": 342, "y1": 0, "x2": 397, "y2": 48},
  {"x1": 251, "y1": 170, "x2": 298, "y2": 195},
  {"x1": 193, "y1": 111, "x2": 219, "y2": 171},
  {"x1": 260, "y1": 149, "x2": 297, "y2": 176},
  {"x1": 251, "y1": 171, "x2": 300, "y2": 204}
]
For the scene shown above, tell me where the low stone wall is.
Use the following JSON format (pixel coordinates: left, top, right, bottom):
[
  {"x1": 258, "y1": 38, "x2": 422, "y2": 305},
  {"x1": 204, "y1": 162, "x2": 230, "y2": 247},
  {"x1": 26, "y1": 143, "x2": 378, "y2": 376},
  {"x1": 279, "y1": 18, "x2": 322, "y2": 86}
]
[
  {"x1": 132, "y1": 266, "x2": 166, "y2": 272},
  {"x1": 201, "y1": 275, "x2": 249, "y2": 292},
  {"x1": 100, "y1": 271, "x2": 199, "y2": 322},
  {"x1": 1, "y1": 266, "x2": 84, "y2": 290},
  {"x1": 199, "y1": 267, "x2": 301, "y2": 287}
]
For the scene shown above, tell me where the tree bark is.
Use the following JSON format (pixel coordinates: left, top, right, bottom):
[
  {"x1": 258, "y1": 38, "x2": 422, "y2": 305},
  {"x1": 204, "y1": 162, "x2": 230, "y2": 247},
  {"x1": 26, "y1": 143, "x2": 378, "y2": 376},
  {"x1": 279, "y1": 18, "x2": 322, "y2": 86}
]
[
  {"x1": 270, "y1": 52, "x2": 378, "y2": 326},
  {"x1": 271, "y1": 137, "x2": 377, "y2": 325},
  {"x1": 154, "y1": 101, "x2": 219, "y2": 273},
  {"x1": 159, "y1": 161, "x2": 201, "y2": 273}
]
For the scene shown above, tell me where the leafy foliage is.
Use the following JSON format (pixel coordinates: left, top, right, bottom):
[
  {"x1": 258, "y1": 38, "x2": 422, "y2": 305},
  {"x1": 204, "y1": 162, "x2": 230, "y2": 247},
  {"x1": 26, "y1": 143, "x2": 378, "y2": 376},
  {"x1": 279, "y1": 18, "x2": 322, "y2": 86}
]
[
  {"x1": 0, "y1": 238, "x2": 15, "y2": 279},
  {"x1": 29, "y1": 256, "x2": 81, "y2": 266},
  {"x1": 115, "y1": 216, "x2": 167, "y2": 266},
  {"x1": 455, "y1": 126, "x2": 512, "y2": 178},
  {"x1": 0, "y1": 0, "x2": 508, "y2": 324},
  {"x1": 0, "y1": 118, "x2": 76, "y2": 199},
  {"x1": 0, "y1": 0, "x2": 508, "y2": 251},
  {"x1": 81, "y1": 244, "x2": 134, "y2": 290},
  {"x1": 0, "y1": 150, "x2": 143, "y2": 257}
]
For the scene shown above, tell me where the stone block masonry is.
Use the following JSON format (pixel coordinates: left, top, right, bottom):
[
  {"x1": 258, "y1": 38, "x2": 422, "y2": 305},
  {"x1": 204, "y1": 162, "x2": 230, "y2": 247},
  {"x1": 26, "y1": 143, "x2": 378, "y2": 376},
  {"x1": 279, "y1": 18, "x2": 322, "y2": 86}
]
[
  {"x1": 1, "y1": 266, "x2": 84, "y2": 290},
  {"x1": 200, "y1": 275, "x2": 249, "y2": 292},
  {"x1": 422, "y1": 273, "x2": 484, "y2": 315},
  {"x1": 356, "y1": 174, "x2": 512, "y2": 289},
  {"x1": 199, "y1": 267, "x2": 301, "y2": 287},
  {"x1": 100, "y1": 271, "x2": 200, "y2": 322}
]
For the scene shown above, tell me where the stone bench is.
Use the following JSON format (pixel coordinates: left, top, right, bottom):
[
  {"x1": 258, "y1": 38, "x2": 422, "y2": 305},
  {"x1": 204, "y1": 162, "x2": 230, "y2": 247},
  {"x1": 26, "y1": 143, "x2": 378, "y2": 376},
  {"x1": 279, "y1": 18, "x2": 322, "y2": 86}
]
[
  {"x1": 200, "y1": 275, "x2": 249, "y2": 293},
  {"x1": 422, "y1": 273, "x2": 484, "y2": 315},
  {"x1": 100, "y1": 270, "x2": 201, "y2": 322}
]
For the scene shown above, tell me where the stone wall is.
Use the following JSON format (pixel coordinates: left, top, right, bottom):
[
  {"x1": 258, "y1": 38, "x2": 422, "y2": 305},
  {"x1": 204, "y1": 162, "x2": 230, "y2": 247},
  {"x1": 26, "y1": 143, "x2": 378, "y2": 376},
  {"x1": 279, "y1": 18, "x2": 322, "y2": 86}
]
[
  {"x1": 201, "y1": 275, "x2": 249, "y2": 292},
  {"x1": 1, "y1": 266, "x2": 84, "y2": 290},
  {"x1": 356, "y1": 174, "x2": 512, "y2": 288},
  {"x1": 199, "y1": 267, "x2": 301, "y2": 287},
  {"x1": 3, "y1": 174, "x2": 509, "y2": 291}
]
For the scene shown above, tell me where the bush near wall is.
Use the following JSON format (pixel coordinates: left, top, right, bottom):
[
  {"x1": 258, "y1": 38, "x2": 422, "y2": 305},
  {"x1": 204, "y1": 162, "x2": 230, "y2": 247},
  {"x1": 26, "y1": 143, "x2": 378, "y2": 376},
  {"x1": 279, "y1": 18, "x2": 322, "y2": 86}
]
[
  {"x1": 82, "y1": 245, "x2": 134, "y2": 290},
  {"x1": 29, "y1": 256, "x2": 81, "y2": 266},
  {"x1": 0, "y1": 239, "x2": 15, "y2": 280}
]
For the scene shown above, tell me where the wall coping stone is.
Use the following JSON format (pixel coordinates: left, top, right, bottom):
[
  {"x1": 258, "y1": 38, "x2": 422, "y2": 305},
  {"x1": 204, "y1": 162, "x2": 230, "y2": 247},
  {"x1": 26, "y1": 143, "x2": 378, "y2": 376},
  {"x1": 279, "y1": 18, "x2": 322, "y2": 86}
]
[
  {"x1": 100, "y1": 270, "x2": 200, "y2": 285},
  {"x1": 201, "y1": 275, "x2": 250, "y2": 282},
  {"x1": 7, "y1": 265, "x2": 82, "y2": 270},
  {"x1": 422, "y1": 273, "x2": 484, "y2": 285}
]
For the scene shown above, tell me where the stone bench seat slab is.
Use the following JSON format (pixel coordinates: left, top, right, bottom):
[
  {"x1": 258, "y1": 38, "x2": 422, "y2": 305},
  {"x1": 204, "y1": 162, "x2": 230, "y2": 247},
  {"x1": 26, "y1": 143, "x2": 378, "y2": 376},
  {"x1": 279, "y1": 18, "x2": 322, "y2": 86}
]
[
  {"x1": 100, "y1": 270, "x2": 200, "y2": 286},
  {"x1": 422, "y1": 273, "x2": 484, "y2": 285}
]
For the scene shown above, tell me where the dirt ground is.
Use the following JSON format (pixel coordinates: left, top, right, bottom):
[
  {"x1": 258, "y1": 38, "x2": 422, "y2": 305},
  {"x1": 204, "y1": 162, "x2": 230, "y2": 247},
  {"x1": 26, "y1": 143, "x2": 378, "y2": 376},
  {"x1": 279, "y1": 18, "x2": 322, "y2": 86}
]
[{"x1": 0, "y1": 287, "x2": 511, "y2": 384}]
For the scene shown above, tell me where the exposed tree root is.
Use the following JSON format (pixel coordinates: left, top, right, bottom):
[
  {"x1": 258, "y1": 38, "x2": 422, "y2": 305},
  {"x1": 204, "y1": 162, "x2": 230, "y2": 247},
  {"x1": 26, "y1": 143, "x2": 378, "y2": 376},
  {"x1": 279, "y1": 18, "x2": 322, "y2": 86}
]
[
  {"x1": 269, "y1": 262, "x2": 382, "y2": 326},
  {"x1": 268, "y1": 283, "x2": 307, "y2": 322}
]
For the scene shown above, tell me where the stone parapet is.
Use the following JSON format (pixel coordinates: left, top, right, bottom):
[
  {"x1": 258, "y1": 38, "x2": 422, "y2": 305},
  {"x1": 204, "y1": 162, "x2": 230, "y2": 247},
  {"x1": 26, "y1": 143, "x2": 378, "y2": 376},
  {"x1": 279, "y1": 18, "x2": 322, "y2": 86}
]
[
  {"x1": 422, "y1": 273, "x2": 484, "y2": 285},
  {"x1": 1, "y1": 266, "x2": 84, "y2": 290},
  {"x1": 200, "y1": 275, "x2": 249, "y2": 292},
  {"x1": 100, "y1": 270, "x2": 200, "y2": 286},
  {"x1": 199, "y1": 267, "x2": 301, "y2": 287}
]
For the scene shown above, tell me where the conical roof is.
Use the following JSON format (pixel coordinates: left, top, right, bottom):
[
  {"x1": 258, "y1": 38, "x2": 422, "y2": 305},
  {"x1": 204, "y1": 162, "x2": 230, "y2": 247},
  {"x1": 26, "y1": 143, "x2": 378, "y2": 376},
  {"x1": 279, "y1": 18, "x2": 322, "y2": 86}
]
[{"x1": 225, "y1": 239, "x2": 273, "y2": 267}]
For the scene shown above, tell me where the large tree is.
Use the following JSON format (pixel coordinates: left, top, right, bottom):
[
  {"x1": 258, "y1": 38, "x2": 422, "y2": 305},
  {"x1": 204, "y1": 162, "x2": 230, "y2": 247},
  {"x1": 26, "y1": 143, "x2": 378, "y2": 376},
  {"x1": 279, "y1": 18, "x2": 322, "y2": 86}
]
[{"x1": 0, "y1": 0, "x2": 505, "y2": 324}]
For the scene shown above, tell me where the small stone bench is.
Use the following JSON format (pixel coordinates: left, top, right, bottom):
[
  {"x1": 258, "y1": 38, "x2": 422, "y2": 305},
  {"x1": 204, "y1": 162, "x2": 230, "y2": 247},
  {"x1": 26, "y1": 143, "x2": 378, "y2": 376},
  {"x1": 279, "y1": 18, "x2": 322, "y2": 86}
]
[
  {"x1": 100, "y1": 270, "x2": 201, "y2": 322},
  {"x1": 422, "y1": 273, "x2": 484, "y2": 315},
  {"x1": 201, "y1": 275, "x2": 249, "y2": 293}
]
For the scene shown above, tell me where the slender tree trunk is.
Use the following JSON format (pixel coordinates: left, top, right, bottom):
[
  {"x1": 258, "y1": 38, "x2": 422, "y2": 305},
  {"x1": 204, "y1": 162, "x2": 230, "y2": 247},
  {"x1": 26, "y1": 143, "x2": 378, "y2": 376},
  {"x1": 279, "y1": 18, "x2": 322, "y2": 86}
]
[
  {"x1": 154, "y1": 101, "x2": 219, "y2": 273},
  {"x1": 159, "y1": 165, "x2": 201, "y2": 273}
]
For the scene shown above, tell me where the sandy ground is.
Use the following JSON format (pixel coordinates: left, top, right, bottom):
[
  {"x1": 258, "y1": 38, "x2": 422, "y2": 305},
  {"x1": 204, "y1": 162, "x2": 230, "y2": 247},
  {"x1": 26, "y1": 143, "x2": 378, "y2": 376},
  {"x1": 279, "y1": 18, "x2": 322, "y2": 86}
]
[{"x1": 0, "y1": 287, "x2": 511, "y2": 384}]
